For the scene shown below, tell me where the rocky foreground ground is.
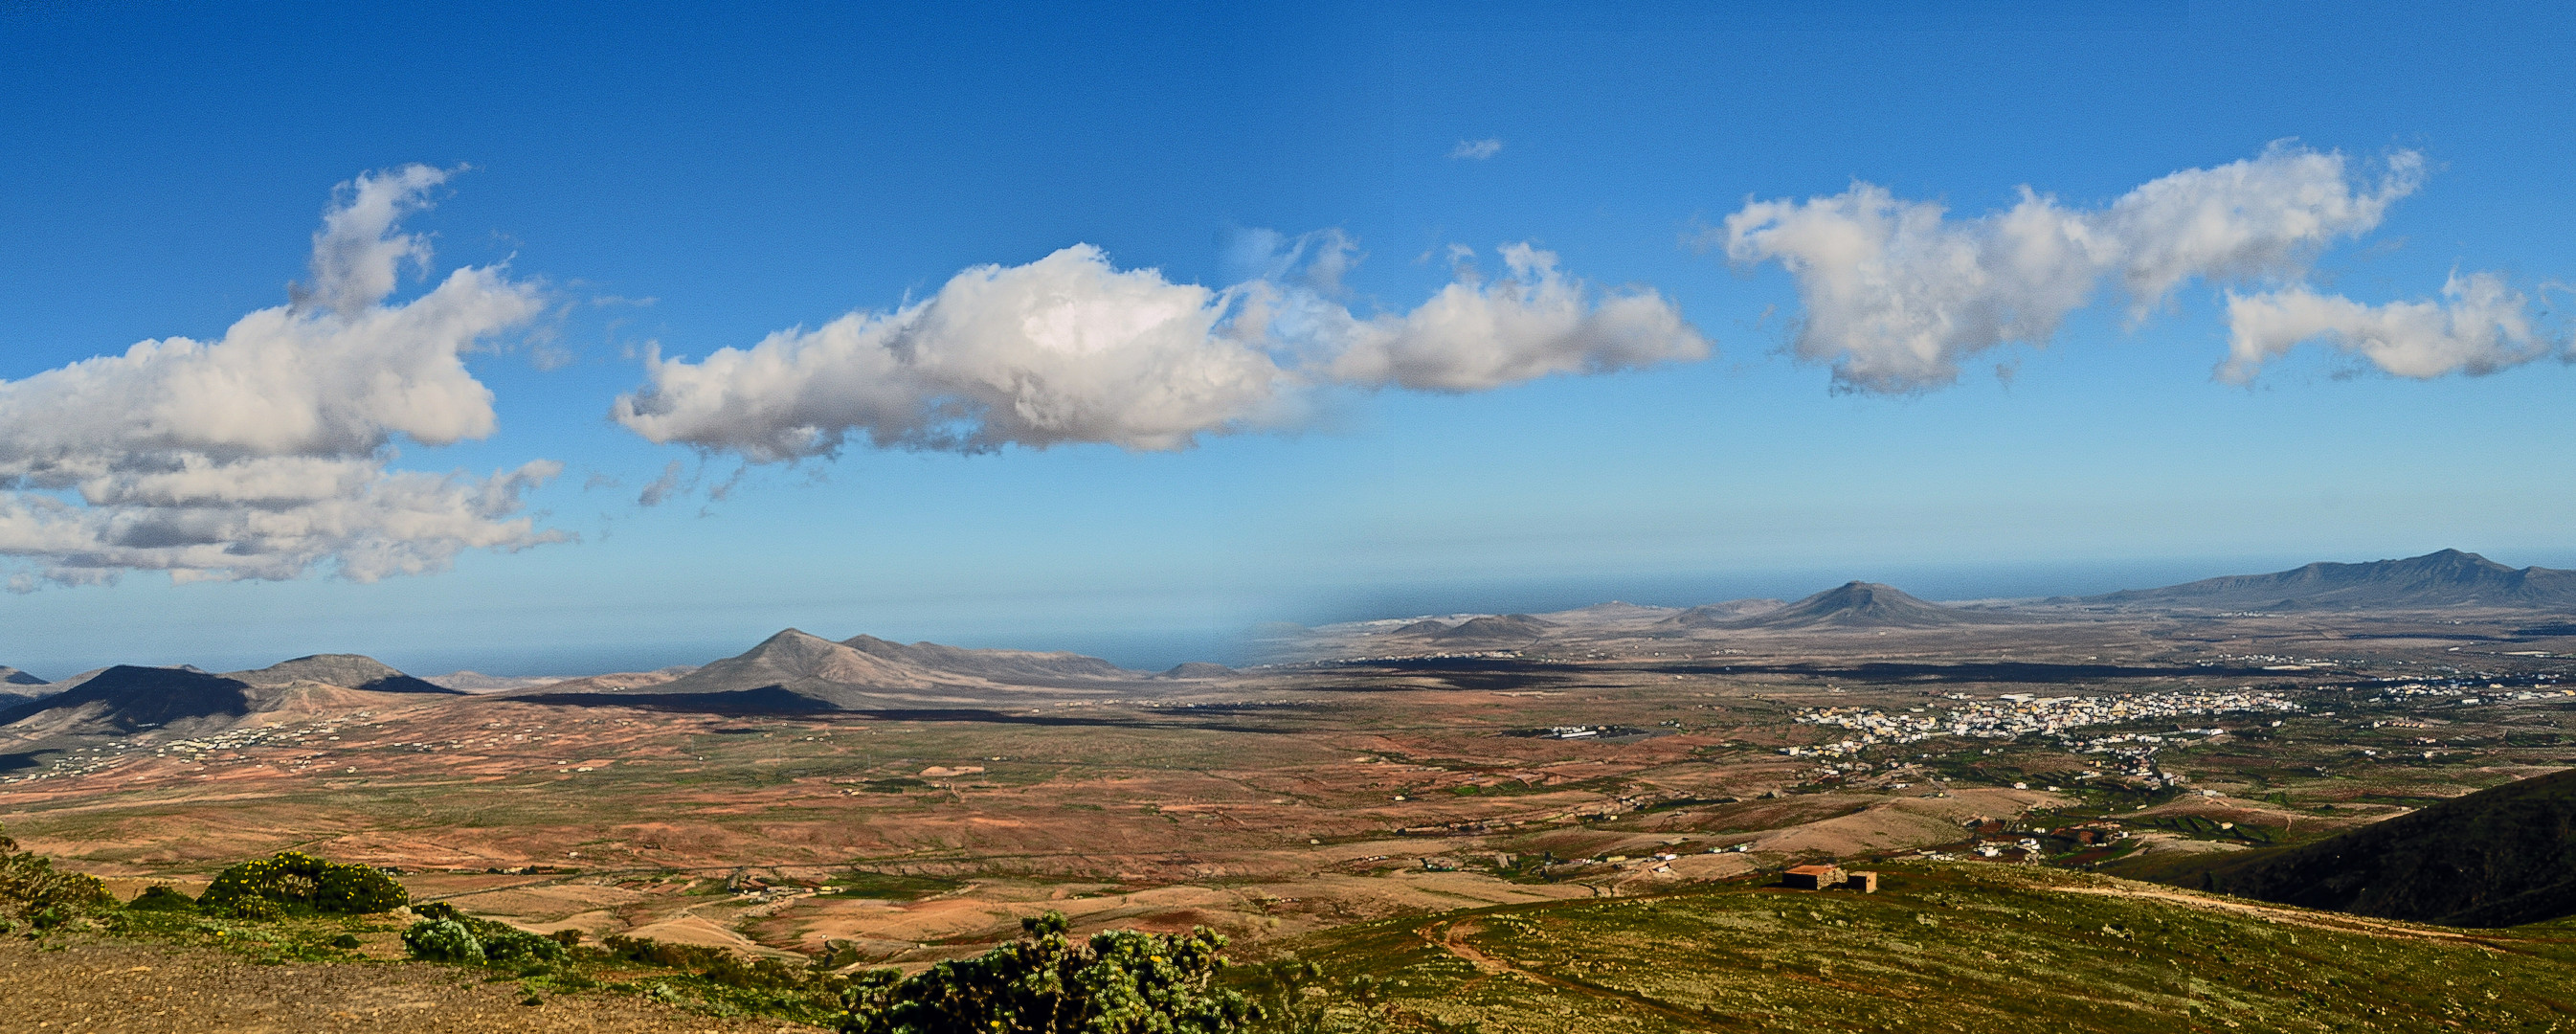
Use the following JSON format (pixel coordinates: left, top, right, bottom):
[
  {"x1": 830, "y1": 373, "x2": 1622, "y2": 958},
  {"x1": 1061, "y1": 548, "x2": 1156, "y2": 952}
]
[{"x1": 0, "y1": 933, "x2": 826, "y2": 1034}]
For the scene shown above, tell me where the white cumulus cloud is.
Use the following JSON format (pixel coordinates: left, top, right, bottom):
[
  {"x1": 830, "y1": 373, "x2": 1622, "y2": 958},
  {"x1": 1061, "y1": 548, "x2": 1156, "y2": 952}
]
[
  {"x1": 0, "y1": 166, "x2": 566, "y2": 589},
  {"x1": 615, "y1": 238, "x2": 1708, "y2": 462},
  {"x1": 2222, "y1": 272, "x2": 2565, "y2": 381},
  {"x1": 1720, "y1": 143, "x2": 2425, "y2": 393},
  {"x1": 1318, "y1": 244, "x2": 1708, "y2": 391},
  {"x1": 1450, "y1": 138, "x2": 1503, "y2": 161}
]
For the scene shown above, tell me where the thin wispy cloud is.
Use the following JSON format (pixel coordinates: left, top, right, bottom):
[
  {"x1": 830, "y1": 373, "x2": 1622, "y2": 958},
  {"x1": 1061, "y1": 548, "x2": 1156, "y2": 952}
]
[
  {"x1": 0, "y1": 167, "x2": 565, "y2": 590},
  {"x1": 1716, "y1": 142, "x2": 2563, "y2": 392},
  {"x1": 613, "y1": 236, "x2": 1708, "y2": 462},
  {"x1": 1449, "y1": 138, "x2": 1503, "y2": 161}
]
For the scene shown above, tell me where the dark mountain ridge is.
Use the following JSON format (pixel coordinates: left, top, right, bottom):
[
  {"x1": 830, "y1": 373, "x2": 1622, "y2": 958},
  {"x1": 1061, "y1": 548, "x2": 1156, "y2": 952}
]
[
  {"x1": 2175, "y1": 766, "x2": 2576, "y2": 927},
  {"x1": 0, "y1": 666, "x2": 254, "y2": 733},
  {"x1": 0, "y1": 655, "x2": 459, "y2": 737},
  {"x1": 2088, "y1": 550, "x2": 2576, "y2": 611}
]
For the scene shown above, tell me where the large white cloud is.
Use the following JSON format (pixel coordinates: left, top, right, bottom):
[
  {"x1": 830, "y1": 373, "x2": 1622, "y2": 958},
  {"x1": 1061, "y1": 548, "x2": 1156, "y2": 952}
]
[
  {"x1": 2223, "y1": 272, "x2": 2565, "y2": 381},
  {"x1": 1719, "y1": 143, "x2": 2427, "y2": 393},
  {"x1": 615, "y1": 239, "x2": 1708, "y2": 461},
  {"x1": 0, "y1": 166, "x2": 565, "y2": 589}
]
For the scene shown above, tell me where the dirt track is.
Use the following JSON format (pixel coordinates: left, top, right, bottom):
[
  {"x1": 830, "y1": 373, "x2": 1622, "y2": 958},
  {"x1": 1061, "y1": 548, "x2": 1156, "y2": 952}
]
[{"x1": 0, "y1": 935, "x2": 829, "y2": 1034}]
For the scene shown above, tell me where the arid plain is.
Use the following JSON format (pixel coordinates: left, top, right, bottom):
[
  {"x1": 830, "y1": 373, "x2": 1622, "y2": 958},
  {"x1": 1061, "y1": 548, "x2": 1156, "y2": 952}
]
[{"x1": 9, "y1": 551, "x2": 2575, "y2": 984}]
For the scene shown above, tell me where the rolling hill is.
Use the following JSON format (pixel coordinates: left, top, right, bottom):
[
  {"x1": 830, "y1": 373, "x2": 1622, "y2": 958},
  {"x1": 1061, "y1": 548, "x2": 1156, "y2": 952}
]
[
  {"x1": 1292, "y1": 863, "x2": 2576, "y2": 1033},
  {"x1": 1657, "y1": 598, "x2": 1787, "y2": 628},
  {"x1": 514, "y1": 628, "x2": 1144, "y2": 712},
  {"x1": 2086, "y1": 549, "x2": 2576, "y2": 611},
  {"x1": 0, "y1": 666, "x2": 44, "y2": 686},
  {"x1": 224, "y1": 654, "x2": 460, "y2": 694},
  {"x1": 1731, "y1": 581, "x2": 2004, "y2": 630},
  {"x1": 1430, "y1": 614, "x2": 1558, "y2": 646},
  {"x1": 2161, "y1": 765, "x2": 2576, "y2": 927}
]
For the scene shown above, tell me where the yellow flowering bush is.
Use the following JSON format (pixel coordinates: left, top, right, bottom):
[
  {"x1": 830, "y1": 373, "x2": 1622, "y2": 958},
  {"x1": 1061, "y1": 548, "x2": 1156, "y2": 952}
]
[{"x1": 197, "y1": 850, "x2": 408, "y2": 917}]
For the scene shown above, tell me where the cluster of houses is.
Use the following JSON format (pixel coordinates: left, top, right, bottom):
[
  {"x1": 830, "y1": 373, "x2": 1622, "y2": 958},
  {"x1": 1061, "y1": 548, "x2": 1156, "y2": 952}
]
[
  {"x1": 0, "y1": 711, "x2": 381, "y2": 785},
  {"x1": 2363, "y1": 677, "x2": 2569, "y2": 707},
  {"x1": 1787, "y1": 687, "x2": 2306, "y2": 759},
  {"x1": 1928, "y1": 818, "x2": 2130, "y2": 862}
]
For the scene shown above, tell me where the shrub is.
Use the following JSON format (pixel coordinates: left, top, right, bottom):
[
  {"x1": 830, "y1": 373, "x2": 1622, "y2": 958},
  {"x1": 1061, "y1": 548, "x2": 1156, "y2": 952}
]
[
  {"x1": 1243, "y1": 959, "x2": 1391, "y2": 1034},
  {"x1": 127, "y1": 884, "x2": 197, "y2": 911},
  {"x1": 0, "y1": 823, "x2": 112, "y2": 925},
  {"x1": 198, "y1": 851, "x2": 408, "y2": 917},
  {"x1": 330, "y1": 933, "x2": 364, "y2": 949},
  {"x1": 480, "y1": 925, "x2": 568, "y2": 965},
  {"x1": 400, "y1": 904, "x2": 565, "y2": 967},
  {"x1": 839, "y1": 911, "x2": 1254, "y2": 1034},
  {"x1": 403, "y1": 919, "x2": 485, "y2": 963}
]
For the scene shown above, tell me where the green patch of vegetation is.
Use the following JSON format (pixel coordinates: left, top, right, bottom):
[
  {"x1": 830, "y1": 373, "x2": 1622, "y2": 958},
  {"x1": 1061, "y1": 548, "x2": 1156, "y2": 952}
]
[
  {"x1": 2132, "y1": 813, "x2": 2279, "y2": 845},
  {"x1": 859, "y1": 776, "x2": 932, "y2": 793},
  {"x1": 818, "y1": 868, "x2": 963, "y2": 900},
  {"x1": 841, "y1": 911, "x2": 1253, "y2": 1034},
  {"x1": 1283, "y1": 865, "x2": 2576, "y2": 1033}
]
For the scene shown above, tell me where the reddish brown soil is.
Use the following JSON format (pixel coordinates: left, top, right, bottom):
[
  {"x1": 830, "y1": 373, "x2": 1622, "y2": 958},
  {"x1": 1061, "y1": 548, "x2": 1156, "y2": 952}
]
[{"x1": 0, "y1": 934, "x2": 827, "y2": 1034}]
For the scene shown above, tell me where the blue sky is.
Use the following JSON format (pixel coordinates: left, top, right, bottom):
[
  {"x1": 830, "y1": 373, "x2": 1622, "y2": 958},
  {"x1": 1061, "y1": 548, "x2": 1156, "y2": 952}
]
[{"x1": 2, "y1": 1, "x2": 2570, "y2": 677}]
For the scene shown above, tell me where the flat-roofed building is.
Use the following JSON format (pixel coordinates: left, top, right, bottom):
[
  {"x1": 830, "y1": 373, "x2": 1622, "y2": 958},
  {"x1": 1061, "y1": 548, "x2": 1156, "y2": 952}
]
[{"x1": 1782, "y1": 864, "x2": 1844, "y2": 889}]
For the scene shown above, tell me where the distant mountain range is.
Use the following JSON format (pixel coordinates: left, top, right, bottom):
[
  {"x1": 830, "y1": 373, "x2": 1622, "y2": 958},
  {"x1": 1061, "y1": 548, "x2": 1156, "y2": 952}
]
[
  {"x1": 0, "y1": 630, "x2": 1184, "y2": 734},
  {"x1": 10, "y1": 549, "x2": 2565, "y2": 731},
  {"x1": 2172, "y1": 766, "x2": 2576, "y2": 928},
  {"x1": 2082, "y1": 550, "x2": 2576, "y2": 611},
  {"x1": 513, "y1": 628, "x2": 1154, "y2": 713},
  {"x1": 1316, "y1": 550, "x2": 2574, "y2": 656},
  {"x1": 0, "y1": 665, "x2": 257, "y2": 736}
]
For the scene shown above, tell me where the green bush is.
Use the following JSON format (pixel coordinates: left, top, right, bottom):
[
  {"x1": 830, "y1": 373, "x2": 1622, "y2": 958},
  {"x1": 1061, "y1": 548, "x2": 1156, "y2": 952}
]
[
  {"x1": 403, "y1": 919, "x2": 485, "y2": 963},
  {"x1": 198, "y1": 851, "x2": 408, "y2": 917},
  {"x1": 0, "y1": 823, "x2": 111, "y2": 925},
  {"x1": 481, "y1": 925, "x2": 568, "y2": 965},
  {"x1": 128, "y1": 884, "x2": 197, "y2": 911},
  {"x1": 839, "y1": 911, "x2": 1254, "y2": 1034},
  {"x1": 401, "y1": 904, "x2": 565, "y2": 968}
]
